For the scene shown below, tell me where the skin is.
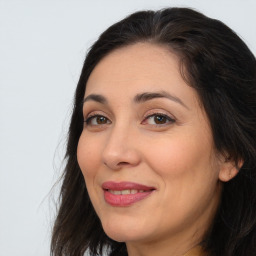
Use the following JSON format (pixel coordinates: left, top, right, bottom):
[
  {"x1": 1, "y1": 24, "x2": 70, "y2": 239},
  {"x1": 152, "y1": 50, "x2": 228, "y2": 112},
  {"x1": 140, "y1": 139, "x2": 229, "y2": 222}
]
[{"x1": 77, "y1": 43, "x2": 237, "y2": 256}]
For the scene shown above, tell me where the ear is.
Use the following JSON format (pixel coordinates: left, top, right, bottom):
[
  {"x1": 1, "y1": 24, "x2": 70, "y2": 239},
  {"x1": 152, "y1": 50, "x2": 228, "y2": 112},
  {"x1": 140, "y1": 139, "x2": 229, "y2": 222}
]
[{"x1": 218, "y1": 157, "x2": 243, "y2": 182}]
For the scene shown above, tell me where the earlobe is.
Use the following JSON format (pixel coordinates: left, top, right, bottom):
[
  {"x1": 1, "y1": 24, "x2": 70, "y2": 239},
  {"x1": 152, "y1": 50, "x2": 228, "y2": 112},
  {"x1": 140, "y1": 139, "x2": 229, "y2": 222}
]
[{"x1": 218, "y1": 159, "x2": 243, "y2": 182}]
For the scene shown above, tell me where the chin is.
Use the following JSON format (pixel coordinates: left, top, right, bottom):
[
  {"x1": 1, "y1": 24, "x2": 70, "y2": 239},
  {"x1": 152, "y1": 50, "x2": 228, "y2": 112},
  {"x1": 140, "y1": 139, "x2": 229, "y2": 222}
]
[{"x1": 101, "y1": 216, "x2": 151, "y2": 243}]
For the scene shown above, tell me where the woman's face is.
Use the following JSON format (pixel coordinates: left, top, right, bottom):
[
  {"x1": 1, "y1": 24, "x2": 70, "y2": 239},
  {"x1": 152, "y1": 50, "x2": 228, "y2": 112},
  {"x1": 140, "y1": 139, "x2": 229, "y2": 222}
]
[{"x1": 77, "y1": 43, "x2": 226, "y2": 251}]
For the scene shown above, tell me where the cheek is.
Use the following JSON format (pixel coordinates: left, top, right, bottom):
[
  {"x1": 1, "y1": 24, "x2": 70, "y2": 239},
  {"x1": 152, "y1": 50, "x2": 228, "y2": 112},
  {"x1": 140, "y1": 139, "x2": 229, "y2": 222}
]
[
  {"x1": 142, "y1": 132, "x2": 220, "y2": 226},
  {"x1": 77, "y1": 134, "x2": 105, "y2": 216},
  {"x1": 144, "y1": 134, "x2": 207, "y2": 177},
  {"x1": 77, "y1": 134, "x2": 102, "y2": 179},
  {"x1": 142, "y1": 128, "x2": 219, "y2": 200}
]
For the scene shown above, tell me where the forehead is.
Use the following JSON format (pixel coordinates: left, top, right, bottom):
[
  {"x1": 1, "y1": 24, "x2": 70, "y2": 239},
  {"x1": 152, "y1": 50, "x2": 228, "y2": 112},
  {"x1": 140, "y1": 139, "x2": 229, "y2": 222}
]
[
  {"x1": 85, "y1": 42, "x2": 198, "y2": 107},
  {"x1": 86, "y1": 43, "x2": 179, "y2": 89}
]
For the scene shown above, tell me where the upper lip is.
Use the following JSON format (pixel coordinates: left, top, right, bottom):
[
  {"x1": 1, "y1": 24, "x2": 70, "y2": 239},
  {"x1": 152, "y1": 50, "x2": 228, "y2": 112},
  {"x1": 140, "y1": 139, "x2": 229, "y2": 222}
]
[{"x1": 102, "y1": 181, "x2": 156, "y2": 191}]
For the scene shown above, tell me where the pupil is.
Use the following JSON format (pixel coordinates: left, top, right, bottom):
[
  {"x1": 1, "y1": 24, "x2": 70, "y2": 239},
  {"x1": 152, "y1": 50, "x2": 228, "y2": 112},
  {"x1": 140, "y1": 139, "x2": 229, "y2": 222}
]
[
  {"x1": 97, "y1": 116, "x2": 106, "y2": 124},
  {"x1": 154, "y1": 115, "x2": 166, "y2": 124}
]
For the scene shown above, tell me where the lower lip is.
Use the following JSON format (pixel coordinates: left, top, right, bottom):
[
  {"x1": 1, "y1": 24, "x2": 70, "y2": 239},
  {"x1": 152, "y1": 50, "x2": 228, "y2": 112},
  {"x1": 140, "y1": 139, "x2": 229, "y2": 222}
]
[{"x1": 104, "y1": 190, "x2": 154, "y2": 207}]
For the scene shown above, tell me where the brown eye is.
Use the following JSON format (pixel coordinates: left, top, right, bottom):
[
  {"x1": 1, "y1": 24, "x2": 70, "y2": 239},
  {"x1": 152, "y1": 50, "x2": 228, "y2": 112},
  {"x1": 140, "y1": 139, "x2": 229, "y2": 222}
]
[
  {"x1": 154, "y1": 115, "x2": 168, "y2": 124},
  {"x1": 96, "y1": 116, "x2": 108, "y2": 124},
  {"x1": 144, "y1": 113, "x2": 175, "y2": 126},
  {"x1": 85, "y1": 115, "x2": 111, "y2": 126}
]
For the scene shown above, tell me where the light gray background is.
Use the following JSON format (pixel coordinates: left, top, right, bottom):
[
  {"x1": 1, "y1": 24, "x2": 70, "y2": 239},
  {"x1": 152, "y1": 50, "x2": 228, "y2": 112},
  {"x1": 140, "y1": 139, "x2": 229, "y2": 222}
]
[{"x1": 0, "y1": 1, "x2": 255, "y2": 255}]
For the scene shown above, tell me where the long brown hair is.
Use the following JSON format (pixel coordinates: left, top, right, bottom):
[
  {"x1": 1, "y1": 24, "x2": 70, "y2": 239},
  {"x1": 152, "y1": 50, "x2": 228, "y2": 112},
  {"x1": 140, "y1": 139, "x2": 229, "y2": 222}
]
[{"x1": 51, "y1": 7, "x2": 256, "y2": 256}]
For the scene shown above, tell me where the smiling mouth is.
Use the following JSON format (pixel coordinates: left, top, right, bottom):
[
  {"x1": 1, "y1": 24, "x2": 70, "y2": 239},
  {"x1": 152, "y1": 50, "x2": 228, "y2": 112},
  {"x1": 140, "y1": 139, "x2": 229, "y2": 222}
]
[
  {"x1": 107, "y1": 189, "x2": 149, "y2": 195},
  {"x1": 102, "y1": 181, "x2": 156, "y2": 206}
]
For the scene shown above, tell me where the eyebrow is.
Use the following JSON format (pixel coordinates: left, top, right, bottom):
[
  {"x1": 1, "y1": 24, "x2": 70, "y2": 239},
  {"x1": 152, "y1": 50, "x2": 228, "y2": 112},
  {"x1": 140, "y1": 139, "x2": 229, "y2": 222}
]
[
  {"x1": 134, "y1": 91, "x2": 189, "y2": 109},
  {"x1": 83, "y1": 90, "x2": 188, "y2": 109},
  {"x1": 83, "y1": 94, "x2": 107, "y2": 104}
]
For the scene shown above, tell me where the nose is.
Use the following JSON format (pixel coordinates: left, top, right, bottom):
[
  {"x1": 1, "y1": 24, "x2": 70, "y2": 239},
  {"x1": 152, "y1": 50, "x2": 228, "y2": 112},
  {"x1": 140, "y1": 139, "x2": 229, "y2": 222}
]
[{"x1": 102, "y1": 125, "x2": 141, "y2": 170}]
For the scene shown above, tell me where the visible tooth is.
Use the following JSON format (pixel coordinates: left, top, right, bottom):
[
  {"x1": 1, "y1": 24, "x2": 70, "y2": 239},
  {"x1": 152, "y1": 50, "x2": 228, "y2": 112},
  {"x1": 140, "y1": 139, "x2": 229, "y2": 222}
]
[
  {"x1": 131, "y1": 189, "x2": 137, "y2": 194},
  {"x1": 108, "y1": 189, "x2": 146, "y2": 195},
  {"x1": 110, "y1": 190, "x2": 121, "y2": 195},
  {"x1": 121, "y1": 190, "x2": 130, "y2": 195}
]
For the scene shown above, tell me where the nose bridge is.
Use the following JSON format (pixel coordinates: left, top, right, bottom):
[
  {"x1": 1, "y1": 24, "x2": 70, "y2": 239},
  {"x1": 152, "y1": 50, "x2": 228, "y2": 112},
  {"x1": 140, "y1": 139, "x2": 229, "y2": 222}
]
[{"x1": 102, "y1": 121, "x2": 140, "y2": 169}]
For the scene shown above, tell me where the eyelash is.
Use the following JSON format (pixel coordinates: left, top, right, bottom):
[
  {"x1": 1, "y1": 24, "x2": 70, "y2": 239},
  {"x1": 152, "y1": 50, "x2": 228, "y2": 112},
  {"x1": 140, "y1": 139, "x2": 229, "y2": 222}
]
[
  {"x1": 142, "y1": 112, "x2": 176, "y2": 126},
  {"x1": 83, "y1": 112, "x2": 176, "y2": 127},
  {"x1": 84, "y1": 114, "x2": 111, "y2": 126}
]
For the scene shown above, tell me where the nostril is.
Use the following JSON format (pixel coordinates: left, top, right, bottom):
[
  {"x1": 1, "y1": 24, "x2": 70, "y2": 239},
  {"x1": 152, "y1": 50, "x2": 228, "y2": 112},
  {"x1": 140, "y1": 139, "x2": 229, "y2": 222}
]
[
  {"x1": 103, "y1": 161, "x2": 129, "y2": 167},
  {"x1": 117, "y1": 161, "x2": 130, "y2": 166}
]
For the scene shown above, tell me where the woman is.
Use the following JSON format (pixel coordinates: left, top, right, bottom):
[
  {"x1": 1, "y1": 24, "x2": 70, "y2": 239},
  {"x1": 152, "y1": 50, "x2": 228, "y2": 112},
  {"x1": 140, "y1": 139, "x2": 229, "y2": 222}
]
[{"x1": 51, "y1": 7, "x2": 256, "y2": 256}]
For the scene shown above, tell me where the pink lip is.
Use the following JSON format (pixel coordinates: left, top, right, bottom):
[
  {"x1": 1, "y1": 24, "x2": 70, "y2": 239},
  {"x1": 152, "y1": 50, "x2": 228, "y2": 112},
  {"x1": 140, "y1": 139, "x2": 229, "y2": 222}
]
[{"x1": 102, "y1": 181, "x2": 155, "y2": 207}]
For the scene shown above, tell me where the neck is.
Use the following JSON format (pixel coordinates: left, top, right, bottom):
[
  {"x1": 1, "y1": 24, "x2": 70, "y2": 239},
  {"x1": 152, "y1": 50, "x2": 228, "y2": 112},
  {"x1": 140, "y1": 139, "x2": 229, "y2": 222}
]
[{"x1": 126, "y1": 226, "x2": 204, "y2": 256}]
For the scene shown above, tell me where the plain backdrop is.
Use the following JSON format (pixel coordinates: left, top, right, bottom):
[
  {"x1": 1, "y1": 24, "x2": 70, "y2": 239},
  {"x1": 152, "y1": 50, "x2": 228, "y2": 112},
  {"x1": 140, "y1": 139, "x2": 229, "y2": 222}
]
[{"x1": 0, "y1": 0, "x2": 255, "y2": 255}]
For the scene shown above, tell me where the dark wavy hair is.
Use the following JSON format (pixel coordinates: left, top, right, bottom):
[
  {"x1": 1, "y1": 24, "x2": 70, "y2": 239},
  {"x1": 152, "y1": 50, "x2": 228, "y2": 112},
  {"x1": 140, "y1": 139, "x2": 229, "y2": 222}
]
[{"x1": 51, "y1": 7, "x2": 256, "y2": 256}]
